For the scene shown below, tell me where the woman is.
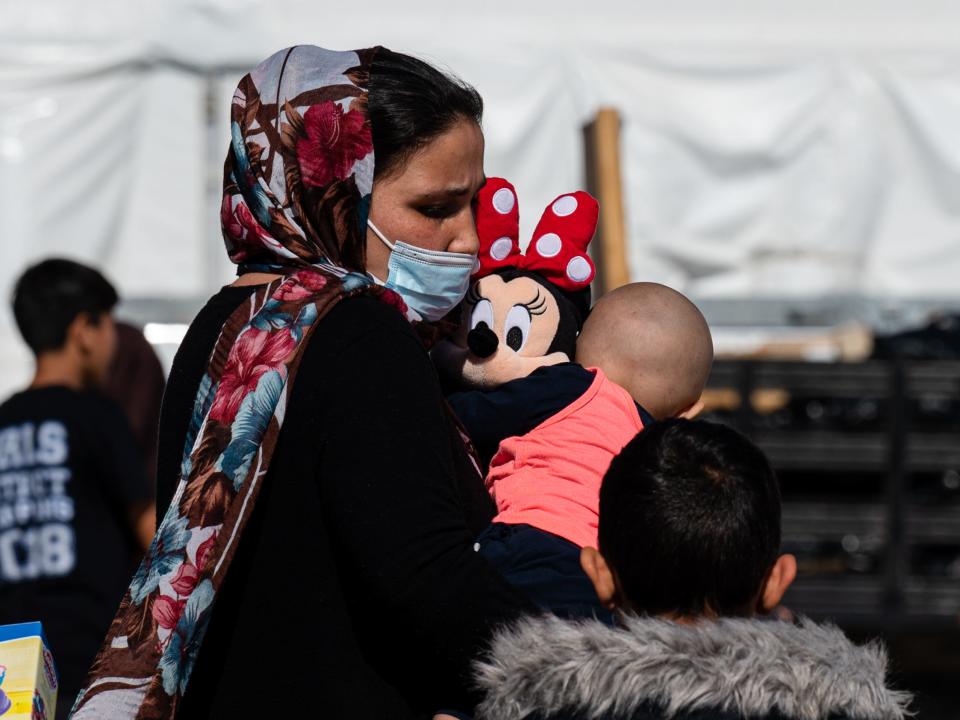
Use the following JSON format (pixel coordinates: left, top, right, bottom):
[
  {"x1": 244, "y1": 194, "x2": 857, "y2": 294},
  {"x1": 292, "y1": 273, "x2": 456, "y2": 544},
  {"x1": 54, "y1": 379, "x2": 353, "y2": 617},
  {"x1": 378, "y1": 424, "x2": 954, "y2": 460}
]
[{"x1": 71, "y1": 45, "x2": 530, "y2": 719}]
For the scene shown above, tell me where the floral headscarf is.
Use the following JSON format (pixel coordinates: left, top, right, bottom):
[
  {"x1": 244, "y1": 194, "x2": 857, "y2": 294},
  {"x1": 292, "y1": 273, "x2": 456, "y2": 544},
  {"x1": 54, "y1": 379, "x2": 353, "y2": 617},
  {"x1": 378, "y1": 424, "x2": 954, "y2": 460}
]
[
  {"x1": 221, "y1": 45, "x2": 377, "y2": 272},
  {"x1": 71, "y1": 46, "x2": 411, "y2": 719}
]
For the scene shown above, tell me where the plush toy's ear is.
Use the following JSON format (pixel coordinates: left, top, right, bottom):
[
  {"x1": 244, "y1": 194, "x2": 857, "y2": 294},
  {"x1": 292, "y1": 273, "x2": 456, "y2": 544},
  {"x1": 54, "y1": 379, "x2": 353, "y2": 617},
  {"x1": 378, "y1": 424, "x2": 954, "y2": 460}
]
[
  {"x1": 520, "y1": 191, "x2": 598, "y2": 292},
  {"x1": 474, "y1": 177, "x2": 521, "y2": 278}
]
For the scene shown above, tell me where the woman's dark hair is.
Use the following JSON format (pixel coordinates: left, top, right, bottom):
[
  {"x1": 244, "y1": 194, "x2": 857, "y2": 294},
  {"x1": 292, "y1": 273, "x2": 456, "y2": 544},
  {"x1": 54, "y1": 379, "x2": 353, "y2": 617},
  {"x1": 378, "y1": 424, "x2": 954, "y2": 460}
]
[
  {"x1": 369, "y1": 48, "x2": 483, "y2": 179},
  {"x1": 599, "y1": 418, "x2": 782, "y2": 618},
  {"x1": 12, "y1": 258, "x2": 118, "y2": 356}
]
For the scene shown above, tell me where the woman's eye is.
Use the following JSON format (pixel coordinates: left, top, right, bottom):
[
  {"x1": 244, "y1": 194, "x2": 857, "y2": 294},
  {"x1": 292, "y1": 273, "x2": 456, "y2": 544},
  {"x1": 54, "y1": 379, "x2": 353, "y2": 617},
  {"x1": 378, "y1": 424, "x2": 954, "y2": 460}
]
[
  {"x1": 419, "y1": 204, "x2": 454, "y2": 219},
  {"x1": 471, "y1": 298, "x2": 494, "y2": 331},
  {"x1": 504, "y1": 305, "x2": 531, "y2": 352}
]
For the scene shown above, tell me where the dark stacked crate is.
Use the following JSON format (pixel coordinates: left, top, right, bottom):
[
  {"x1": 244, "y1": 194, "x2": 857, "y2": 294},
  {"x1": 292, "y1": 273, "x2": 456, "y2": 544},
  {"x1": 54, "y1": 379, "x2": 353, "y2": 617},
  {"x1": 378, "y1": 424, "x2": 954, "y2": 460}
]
[{"x1": 705, "y1": 359, "x2": 960, "y2": 626}]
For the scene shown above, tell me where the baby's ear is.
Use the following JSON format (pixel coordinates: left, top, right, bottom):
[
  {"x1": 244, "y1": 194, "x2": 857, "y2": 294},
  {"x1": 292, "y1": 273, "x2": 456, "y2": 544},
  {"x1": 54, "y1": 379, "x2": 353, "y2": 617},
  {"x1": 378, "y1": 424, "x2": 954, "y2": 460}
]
[
  {"x1": 581, "y1": 547, "x2": 618, "y2": 609},
  {"x1": 677, "y1": 397, "x2": 705, "y2": 419}
]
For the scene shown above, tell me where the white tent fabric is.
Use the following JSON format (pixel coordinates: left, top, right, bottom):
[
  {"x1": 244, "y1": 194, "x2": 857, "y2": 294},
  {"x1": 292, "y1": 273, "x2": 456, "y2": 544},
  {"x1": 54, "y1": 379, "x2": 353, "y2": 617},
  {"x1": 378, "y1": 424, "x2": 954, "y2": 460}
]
[{"x1": 2, "y1": 0, "x2": 960, "y2": 392}]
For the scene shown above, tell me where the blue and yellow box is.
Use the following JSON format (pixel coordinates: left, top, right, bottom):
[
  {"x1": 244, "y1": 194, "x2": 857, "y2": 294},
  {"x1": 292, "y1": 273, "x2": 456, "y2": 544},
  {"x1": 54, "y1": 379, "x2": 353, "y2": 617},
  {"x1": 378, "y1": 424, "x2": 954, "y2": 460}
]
[{"x1": 0, "y1": 622, "x2": 57, "y2": 720}]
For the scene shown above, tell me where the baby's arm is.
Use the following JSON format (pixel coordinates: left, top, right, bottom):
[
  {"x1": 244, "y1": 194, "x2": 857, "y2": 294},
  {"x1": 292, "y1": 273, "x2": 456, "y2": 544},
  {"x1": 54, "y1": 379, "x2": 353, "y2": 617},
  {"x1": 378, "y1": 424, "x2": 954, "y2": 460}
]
[
  {"x1": 448, "y1": 383, "x2": 537, "y2": 466},
  {"x1": 448, "y1": 365, "x2": 585, "y2": 466}
]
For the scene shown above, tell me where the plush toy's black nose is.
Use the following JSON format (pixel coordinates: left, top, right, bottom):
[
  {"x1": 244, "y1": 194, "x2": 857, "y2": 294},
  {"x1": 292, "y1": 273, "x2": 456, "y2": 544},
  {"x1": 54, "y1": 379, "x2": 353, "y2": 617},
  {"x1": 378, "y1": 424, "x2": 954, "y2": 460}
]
[{"x1": 467, "y1": 322, "x2": 499, "y2": 358}]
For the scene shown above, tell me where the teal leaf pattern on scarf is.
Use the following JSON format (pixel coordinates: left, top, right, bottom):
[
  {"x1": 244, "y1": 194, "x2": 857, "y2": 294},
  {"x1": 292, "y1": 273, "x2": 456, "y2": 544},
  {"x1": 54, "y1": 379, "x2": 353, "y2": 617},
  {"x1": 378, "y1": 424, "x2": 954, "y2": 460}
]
[
  {"x1": 341, "y1": 271, "x2": 375, "y2": 293},
  {"x1": 159, "y1": 579, "x2": 215, "y2": 696},
  {"x1": 251, "y1": 305, "x2": 295, "y2": 332},
  {"x1": 181, "y1": 373, "x2": 218, "y2": 481},
  {"x1": 221, "y1": 369, "x2": 285, "y2": 489},
  {"x1": 230, "y1": 121, "x2": 273, "y2": 228},
  {"x1": 130, "y1": 515, "x2": 191, "y2": 603}
]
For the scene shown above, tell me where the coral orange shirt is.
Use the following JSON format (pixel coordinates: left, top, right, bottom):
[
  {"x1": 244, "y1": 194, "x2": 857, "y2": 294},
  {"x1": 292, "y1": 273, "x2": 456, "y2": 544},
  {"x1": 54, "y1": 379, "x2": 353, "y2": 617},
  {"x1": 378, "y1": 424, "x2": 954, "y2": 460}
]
[{"x1": 486, "y1": 367, "x2": 645, "y2": 548}]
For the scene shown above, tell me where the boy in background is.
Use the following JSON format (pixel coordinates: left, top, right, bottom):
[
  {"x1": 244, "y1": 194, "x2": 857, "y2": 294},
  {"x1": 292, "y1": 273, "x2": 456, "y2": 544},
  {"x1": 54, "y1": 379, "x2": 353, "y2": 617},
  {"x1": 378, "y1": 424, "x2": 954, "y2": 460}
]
[{"x1": 0, "y1": 258, "x2": 154, "y2": 719}]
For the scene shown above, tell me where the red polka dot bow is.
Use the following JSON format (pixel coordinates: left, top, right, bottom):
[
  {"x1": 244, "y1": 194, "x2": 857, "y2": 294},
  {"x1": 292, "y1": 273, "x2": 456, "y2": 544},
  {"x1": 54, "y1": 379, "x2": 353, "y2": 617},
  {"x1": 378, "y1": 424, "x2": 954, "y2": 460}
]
[{"x1": 474, "y1": 177, "x2": 598, "y2": 292}]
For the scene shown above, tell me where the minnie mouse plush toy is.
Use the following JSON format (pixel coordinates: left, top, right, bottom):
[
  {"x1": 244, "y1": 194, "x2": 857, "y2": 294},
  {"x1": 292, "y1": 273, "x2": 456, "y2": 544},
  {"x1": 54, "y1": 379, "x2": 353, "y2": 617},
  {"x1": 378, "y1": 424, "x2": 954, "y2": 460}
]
[
  {"x1": 435, "y1": 177, "x2": 635, "y2": 621},
  {"x1": 434, "y1": 178, "x2": 611, "y2": 466},
  {"x1": 435, "y1": 177, "x2": 596, "y2": 395}
]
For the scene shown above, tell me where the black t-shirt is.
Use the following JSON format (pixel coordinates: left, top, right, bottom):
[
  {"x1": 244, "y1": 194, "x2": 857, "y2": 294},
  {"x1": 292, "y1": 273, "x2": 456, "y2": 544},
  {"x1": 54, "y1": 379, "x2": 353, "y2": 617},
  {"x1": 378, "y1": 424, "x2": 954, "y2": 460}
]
[
  {"x1": 0, "y1": 387, "x2": 151, "y2": 706},
  {"x1": 156, "y1": 285, "x2": 531, "y2": 718}
]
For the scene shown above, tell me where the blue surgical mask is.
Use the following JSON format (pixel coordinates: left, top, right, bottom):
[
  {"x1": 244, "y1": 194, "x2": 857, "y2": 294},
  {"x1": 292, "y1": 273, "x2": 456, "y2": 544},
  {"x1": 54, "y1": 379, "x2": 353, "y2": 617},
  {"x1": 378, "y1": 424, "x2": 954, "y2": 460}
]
[{"x1": 368, "y1": 220, "x2": 476, "y2": 321}]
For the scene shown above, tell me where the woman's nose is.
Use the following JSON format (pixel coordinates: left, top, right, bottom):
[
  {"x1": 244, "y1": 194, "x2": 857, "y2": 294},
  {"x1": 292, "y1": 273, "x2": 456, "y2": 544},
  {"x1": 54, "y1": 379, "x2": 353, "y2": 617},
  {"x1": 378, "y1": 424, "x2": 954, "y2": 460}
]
[{"x1": 448, "y1": 211, "x2": 481, "y2": 256}]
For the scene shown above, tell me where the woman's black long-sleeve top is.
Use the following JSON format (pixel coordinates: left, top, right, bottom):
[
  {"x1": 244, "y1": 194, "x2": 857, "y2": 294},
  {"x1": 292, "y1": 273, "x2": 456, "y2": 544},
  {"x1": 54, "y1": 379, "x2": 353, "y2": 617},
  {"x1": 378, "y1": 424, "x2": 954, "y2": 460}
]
[{"x1": 155, "y1": 285, "x2": 530, "y2": 718}]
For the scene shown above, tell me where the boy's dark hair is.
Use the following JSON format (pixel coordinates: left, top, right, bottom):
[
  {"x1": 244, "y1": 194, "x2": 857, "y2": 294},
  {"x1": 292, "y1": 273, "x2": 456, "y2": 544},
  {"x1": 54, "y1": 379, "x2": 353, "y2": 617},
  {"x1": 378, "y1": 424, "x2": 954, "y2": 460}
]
[
  {"x1": 369, "y1": 48, "x2": 484, "y2": 180},
  {"x1": 599, "y1": 418, "x2": 782, "y2": 617},
  {"x1": 12, "y1": 258, "x2": 118, "y2": 356}
]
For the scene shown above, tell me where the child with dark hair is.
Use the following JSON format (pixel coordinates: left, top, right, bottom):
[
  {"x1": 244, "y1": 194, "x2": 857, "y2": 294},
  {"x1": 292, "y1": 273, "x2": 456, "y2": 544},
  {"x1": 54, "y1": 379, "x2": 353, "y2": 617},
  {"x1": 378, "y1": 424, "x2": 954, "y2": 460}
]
[
  {"x1": 0, "y1": 258, "x2": 154, "y2": 720},
  {"x1": 474, "y1": 419, "x2": 911, "y2": 720},
  {"x1": 588, "y1": 417, "x2": 791, "y2": 619},
  {"x1": 12, "y1": 258, "x2": 118, "y2": 365}
]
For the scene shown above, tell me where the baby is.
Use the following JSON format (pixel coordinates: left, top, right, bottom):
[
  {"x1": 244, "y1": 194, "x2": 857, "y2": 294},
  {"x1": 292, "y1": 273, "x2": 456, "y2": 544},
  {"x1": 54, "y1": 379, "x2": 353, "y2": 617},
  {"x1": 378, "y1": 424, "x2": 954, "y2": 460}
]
[{"x1": 447, "y1": 280, "x2": 714, "y2": 619}]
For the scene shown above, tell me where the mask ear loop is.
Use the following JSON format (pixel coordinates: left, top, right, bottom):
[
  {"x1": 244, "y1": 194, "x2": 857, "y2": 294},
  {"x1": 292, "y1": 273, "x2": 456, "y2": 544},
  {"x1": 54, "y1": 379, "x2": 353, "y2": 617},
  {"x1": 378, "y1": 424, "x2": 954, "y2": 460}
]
[{"x1": 367, "y1": 220, "x2": 395, "y2": 251}]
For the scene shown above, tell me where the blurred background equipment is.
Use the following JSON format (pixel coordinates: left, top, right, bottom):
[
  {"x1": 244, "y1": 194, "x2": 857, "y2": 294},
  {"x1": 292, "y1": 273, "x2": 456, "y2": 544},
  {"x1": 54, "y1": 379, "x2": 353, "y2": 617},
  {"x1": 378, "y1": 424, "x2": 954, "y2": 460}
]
[
  {"x1": 2, "y1": 1, "x2": 960, "y2": 716},
  {"x1": 702, "y1": 354, "x2": 960, "y2": 718},
  {"x1": 3, "y1": 0, "x2": 960, "y2": 387}
]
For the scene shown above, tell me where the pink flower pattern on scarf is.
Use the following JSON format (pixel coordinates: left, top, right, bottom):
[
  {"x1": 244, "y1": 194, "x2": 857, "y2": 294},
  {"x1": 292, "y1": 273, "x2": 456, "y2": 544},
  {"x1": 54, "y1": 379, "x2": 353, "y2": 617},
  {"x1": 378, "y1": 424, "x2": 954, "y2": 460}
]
[
  {"x1": 209, "y1": 327, "x2": 296, "y2": 425},
  {"x1": 296, "y1": 102, "x2": 373, "y2": 188}
]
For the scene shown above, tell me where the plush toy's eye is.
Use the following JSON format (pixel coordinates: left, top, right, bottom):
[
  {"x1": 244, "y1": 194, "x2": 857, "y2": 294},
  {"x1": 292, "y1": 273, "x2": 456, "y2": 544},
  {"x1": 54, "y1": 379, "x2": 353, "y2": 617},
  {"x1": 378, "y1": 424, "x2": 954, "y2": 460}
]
[
  {"x1": 470, "y1": 298, "x2": 494, "y2": 331},
  {"x1": 504, "y1": 305, "x2": 531, "y2": 352}
]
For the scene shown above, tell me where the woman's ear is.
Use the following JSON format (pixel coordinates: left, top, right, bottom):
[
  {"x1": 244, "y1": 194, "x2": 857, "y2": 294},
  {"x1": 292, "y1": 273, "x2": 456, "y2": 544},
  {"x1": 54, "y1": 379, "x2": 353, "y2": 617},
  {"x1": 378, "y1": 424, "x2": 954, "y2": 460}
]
[
  {"x1": 580, "y1": 547, "x2": 618, "y2": 609},
  {"x1": 760, "y1": 554, "x2": 797, "y2": 613}
]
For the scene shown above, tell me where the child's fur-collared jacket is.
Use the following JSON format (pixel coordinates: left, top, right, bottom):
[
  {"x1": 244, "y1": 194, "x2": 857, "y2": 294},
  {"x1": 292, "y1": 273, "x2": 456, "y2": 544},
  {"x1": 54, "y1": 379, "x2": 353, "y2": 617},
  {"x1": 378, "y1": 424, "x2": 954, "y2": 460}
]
[{"x1": 474, "y1": 614, "x2": 911, "y2": 720}]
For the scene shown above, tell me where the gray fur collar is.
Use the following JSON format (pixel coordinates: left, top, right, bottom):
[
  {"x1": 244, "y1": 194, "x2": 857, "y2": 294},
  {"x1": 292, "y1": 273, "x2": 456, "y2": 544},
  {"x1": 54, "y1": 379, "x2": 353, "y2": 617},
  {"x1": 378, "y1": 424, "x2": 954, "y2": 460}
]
[{"x1": 475, "y1": 614, "x2": 911, "y2": 720}]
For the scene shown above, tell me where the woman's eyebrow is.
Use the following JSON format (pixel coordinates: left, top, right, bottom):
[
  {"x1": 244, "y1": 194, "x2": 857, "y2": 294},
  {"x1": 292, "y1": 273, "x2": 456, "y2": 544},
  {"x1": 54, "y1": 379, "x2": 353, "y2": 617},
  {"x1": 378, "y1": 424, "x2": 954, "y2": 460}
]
[{"x1": 415, "y1": 177, "x2": 487, "y2": 201}]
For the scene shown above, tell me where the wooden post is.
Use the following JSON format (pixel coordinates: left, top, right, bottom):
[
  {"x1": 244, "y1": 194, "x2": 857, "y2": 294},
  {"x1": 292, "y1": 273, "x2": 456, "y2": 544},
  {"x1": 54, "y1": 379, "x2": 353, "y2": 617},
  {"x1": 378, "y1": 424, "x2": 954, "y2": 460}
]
[{"x1": 583, "y1": 108, "x2": 629, "y2": 295}]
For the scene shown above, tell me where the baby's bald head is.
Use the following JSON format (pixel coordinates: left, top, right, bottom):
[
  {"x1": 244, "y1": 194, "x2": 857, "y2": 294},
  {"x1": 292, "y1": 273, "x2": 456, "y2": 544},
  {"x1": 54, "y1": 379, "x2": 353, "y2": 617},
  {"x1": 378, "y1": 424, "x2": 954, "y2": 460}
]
[{"x1": 577, "y1": 283, "x2": 713, "y2": 420}]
